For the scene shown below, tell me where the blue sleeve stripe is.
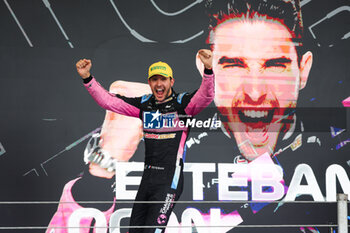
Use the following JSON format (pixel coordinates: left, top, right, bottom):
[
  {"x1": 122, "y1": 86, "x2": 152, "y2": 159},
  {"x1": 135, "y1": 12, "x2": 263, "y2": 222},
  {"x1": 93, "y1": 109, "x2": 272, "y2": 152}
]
[
  {"x1": 177, "y1": 92, "x2": 186, "y2": 104},
  {"x1": 141, "y1": 94, "x2": 152, "y2": 103}
]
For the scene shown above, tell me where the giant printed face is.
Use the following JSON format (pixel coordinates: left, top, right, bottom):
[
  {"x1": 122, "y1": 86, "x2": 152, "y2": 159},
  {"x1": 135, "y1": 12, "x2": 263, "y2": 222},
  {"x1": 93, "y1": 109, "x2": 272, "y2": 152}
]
[{"x1": 209, "y1": 18, "x2": 312, "y2": 161}]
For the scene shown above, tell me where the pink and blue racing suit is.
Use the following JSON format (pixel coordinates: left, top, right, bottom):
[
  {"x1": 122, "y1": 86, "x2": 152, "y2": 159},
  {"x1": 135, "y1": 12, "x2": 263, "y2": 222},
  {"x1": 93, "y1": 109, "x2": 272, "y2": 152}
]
[{"x1": 83, "y1": 69, "x2": 214, "y2": 233}]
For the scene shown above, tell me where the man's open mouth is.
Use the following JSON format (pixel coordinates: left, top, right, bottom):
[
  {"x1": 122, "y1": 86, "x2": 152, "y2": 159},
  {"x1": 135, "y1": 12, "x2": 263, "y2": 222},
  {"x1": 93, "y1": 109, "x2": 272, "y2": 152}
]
[{"x1": 156, "y1": 88, "x2": 164, "y2": 95}]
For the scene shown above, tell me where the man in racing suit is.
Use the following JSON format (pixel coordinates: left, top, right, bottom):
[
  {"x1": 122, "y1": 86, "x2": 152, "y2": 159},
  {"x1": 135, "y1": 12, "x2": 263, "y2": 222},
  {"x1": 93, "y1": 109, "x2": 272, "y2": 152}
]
[{"x1": 76, "y1": 49, "x2": 214, "y2": 232}]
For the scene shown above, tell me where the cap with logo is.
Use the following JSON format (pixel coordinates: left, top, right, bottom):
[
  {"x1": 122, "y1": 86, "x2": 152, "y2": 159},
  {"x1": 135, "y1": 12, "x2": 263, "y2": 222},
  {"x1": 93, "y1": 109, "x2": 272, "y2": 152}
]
[{"x1": 148, "y1": 61, "x2": 173, "y2": 79}]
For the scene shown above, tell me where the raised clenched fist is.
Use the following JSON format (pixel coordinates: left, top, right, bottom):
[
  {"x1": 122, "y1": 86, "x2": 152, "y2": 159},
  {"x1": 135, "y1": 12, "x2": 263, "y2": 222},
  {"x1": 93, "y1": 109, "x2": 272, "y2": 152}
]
[
  {"x1": 76, "y1": 59, "x2": 92, "y2": 79},
  {"x1": 198, "y1": 49, "x2": 213, "y2": 70}
]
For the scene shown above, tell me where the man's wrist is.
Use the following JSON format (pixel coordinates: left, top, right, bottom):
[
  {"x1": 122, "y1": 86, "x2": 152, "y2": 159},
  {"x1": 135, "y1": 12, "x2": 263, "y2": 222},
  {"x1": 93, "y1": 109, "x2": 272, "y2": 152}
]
[
  {"x1": 83, "y1": 75, "x2": 93, "y2": 84},
  {"x1": 204, "y1": 68, "x2": 213, "y2": 75}
]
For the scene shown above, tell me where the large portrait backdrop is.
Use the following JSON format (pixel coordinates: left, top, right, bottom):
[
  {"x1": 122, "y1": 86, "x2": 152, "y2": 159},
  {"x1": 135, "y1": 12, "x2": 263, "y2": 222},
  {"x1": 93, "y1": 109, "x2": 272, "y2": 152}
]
[{"x1": 0, "y1": 0, "x2": 349, "y2": 232}]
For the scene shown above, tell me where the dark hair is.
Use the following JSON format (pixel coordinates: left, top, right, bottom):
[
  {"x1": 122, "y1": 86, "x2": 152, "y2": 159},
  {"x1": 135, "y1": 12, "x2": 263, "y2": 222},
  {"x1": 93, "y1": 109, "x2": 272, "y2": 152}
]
[{"x1": 206, "y1": 0, "x2": 304, "y2": 61}]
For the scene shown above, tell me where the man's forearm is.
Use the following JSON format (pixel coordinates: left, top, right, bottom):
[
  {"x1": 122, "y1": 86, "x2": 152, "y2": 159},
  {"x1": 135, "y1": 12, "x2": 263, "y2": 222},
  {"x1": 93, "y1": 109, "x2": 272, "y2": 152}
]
[
  {"x1": 184, "y1": 69, "x2": 215, "y2": 116},
  {"x1": 83, "y1": 76, "x2": 140, "y2": 118}
]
